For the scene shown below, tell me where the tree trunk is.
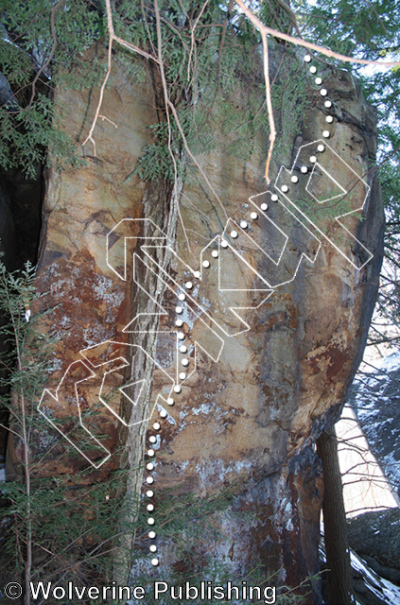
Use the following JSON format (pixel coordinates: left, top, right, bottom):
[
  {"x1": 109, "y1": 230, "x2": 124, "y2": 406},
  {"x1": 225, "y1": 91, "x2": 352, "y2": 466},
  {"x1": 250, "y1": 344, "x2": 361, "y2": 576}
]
[{"x1": 317, "y1": 426, "x2": 355, "y2": 605}]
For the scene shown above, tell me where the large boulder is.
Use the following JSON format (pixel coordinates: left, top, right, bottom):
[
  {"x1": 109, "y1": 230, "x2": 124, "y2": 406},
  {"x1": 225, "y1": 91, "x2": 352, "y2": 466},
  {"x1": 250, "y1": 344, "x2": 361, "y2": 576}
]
[
  {"x1": 9, "y1": 43, "x2": 383, "y2": 603},
  {"x1": 350, "y1": 352, "x2": 400, "y2": 499},
  {"x1": 348, "y1": 508, "x2": 400, "y2": 585}
]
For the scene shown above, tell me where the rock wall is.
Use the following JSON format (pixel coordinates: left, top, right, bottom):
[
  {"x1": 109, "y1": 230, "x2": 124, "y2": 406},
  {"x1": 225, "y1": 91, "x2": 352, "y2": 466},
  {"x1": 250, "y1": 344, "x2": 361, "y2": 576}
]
[
  {"x1": 17, "y1": 44, "x2": 384, "y2": 603},
  {"x1": 348, "y1": 508, "x2": 400, "y2": 585},
  {"x1": 350, "y1": 352, "x2": 400, "y2": 500}
]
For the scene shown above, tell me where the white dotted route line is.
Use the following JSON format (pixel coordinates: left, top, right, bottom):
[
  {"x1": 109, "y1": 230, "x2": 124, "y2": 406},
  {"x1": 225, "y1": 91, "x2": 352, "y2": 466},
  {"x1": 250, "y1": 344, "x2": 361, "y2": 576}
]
[{"x1": 145, "y1": 51, "x2": 337, "y2": 566}]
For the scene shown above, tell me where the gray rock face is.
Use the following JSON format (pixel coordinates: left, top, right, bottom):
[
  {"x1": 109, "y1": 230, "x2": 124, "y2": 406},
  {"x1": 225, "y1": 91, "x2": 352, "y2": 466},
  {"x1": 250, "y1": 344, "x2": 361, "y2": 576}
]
[
  {"x1": 348, "y1": 508, "x2": 400, "y2": 585},
  {"x1": 320, "y1": 540, "x2": 400, "y2": 605},
  {"x1": 350, "y1": 352, "x2": 400, "y2": 498}
]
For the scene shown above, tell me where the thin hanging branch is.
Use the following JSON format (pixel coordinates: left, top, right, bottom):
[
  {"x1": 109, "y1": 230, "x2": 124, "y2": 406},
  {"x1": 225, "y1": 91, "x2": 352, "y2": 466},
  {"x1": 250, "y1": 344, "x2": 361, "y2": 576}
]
[
  {"x1": 81, "y1": 0, "x2": 159, "y2": 153},
  {"x1": 234, "y1": 0, "x2": 400, "y2": 67},
  {"x1": 260, "y1": 29, "x2": 275, "y2": 184},
  {"x1": 233, "y1": 0, "x2": 400, "y2": 182},
  {"x1": 27, "y1": 0, "x2": 65, "y2": 110},
  {"x1": 83, "y1": 0, "x2": 400, "y2": 198},
  {"x1": 153, "y1": 0, "x2": 194, "y2": 256},
  {"x1": 187, "y1": 0, "x2": 210, "y2": 86},
  {"x1": 82, "y1": 0, "x2": 228, "y2": 222}
]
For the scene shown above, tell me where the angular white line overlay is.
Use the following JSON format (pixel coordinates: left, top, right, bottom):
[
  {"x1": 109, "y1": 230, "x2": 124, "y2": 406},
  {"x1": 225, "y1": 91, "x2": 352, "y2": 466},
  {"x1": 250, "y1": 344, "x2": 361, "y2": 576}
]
[{"x1": 37, "y1": 140, "x2": 373, "y2": 467}]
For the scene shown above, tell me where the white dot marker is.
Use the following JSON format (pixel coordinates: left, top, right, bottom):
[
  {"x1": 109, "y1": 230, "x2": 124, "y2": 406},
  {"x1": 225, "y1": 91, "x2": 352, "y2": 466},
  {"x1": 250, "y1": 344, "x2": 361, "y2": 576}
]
[
  {"x1": 221, "y1": 239, "x2": 228, "y2": 248},
  {"x1": 310, "y1": 65, "x2": 317, "y2": 74},
  {"x1": 291, "y1": 175, "x2": 298, "y2": 183},
  {"x1": 148, "y1": 449, "x2": 155, "y2": 457},
  {"x1": 150, "y1": 544, "x2": 157, "y2": 553},
  {"x1": 260, "y1": 203, "x2": 268, "y2": 211},
  {"x1": 178, "y1": 293, "x2": 186, "y2": 301},
  {"x1": 317, "y1": 144, "x2": 325, "y2": 152},
  {"x1": 320, "y1": 88, "x2": 328, "y2": 96},
  {"x1": 175, "y1": 306, "x2": 183, "y2": 314},
  {"x1": 175, "y1": 319, "x2": 183, "y2": 327},
  {"x1": 147, "y1": 517, "x2": 155, "y2": 526},
  {"x1": 146, "y1": 462, "x2": 154, "y2": 471},
  {"x1": 202, "y1": 260, "x2": 210, "y2": 268},
  {"x1": 160, "y1": 409, "x2": 167, "y2": 418},
  {"x1": 179, "y1": 345, "x2": 187, "y2": 353},
  {"x1": 281, "y1": 185, "x2": 289, "y2": 193},
  {"x1": 149, "y1": 435, "x2": 156, "y2": 444},
  {"x1": 151, "y1": 558, "x2": 159, "y2": 566},
  {"x1": 324, "y1": 100, "x2": 332, "y2": 108},
  {"x1": 181, "y1": 359, "x2": 189, "y2": 367},
  {"x1": 322, "y1": 130, "x2": 330, "y2": 138},
  {"x1": 230, "y1": 230, "x2": 238, "y2": 238},
  {"x1": 146, "y1": 476, "x2": 154, "y2": 484},
  {"x1": 240, "y1": 220, "x2": 248, "y2": 229},
  {"x1": 146, "y1": 490, "x2": 154, "y2": 498},
  {"x1": 148, "y1": 530, "x2": 156, "y2": 539},
  {"x1": 326, "y1": 115, "x2": 333, "y2": 123},
  {"x1": 185, "y1": 281, "x2": 193, "y2": 289},
  {"x1": 271, "y1": 194, "x2": 278, "y2": 202},
  {"x1": 194, "y1": 270, "x2": 200, "y2": 278},
  {"x1": 174, "y1": 385, "x2": 182, "y2": 393},
  {"x1": 147, "y1": 503, "x2": 154, "y2": 511},
  {"x1": 179, "y1": 372, "x2": 186, "y2": 380},
  {"x1": 301, "y1": 166, "x2": 308, "y2": 174},
  {"x1": 250, "y1": 212, "x2": 258, "y2": 220},
  {"x1": 315, "y1": 77, "x2": 323, "y2": 85},
  {"x1": 310, "y1": 155, "x2": 317, "y2": 163},
  {"x1": 153, "y1": 422, "x2": 161, "y2": 430},
  {"x1": 304, "y1": 54, "x2": 312, "y2": 63},
  {"x1": 178, "y1": 332, "x2": 185, "y2": 340},
  {"x1": 167, "y1": 397, "x2": 174, "y2": 406},
  {"x1": 211, "y1": 250, "x2": 218, "y2": 258}
]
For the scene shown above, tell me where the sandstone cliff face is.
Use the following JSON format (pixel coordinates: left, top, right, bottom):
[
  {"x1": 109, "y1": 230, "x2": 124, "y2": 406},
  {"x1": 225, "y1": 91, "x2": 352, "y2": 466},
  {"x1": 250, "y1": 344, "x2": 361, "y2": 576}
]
[{"x1": 19, "y1": 44, "x2": 383, "y2": 602}]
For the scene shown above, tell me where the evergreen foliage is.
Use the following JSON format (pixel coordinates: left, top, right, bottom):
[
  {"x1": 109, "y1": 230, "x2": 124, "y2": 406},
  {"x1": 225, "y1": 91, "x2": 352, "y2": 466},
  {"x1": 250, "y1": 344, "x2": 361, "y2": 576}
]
[
  {"x1": 0, "y1": 0, "x2": 104, "y2": 177},
  {"x1": 0, "y1": 0, "x2": 311, "y2": 182},
  {"x1": 294, "y1": 0, "x2": 400, "y2": 351},
  {"x1": 0, "y1": 257, "x2": 136, "y2": 600}
]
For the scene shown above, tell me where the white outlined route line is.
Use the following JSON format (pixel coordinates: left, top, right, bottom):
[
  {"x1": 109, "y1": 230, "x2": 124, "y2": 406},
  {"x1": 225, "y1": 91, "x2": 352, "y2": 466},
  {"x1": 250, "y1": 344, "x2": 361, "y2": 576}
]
[
  {"x1": 306, "y1": 162, "x2": 346, "y2": 204},
  {"x1": 247, "y1": 192, "x2": 322, "y2": 288},
  {"x1": 213, "y1": 234, "x2": 275, "y2": 332},
  {"x1": 107, "y1": 218, "x2": 168, "y2": 281},
  {"x1": 141, "y1": 241, "x2": 273, "y2": 338},
  {"x1": 122, "y1": 252, "x2": 171, "y2": 334},
  {"x1": 39, "y1": 135, "x2": 374, "y2": 469},
  {"x1": 221, "y1": 215, "x2": 320, "y2": 290},
  {"x1": 132, "y1": 252, "x2": 225, "y2": 363},
  {"x1": 38, "y1": 342, "x2": 178, "y2": 468},
  {"x1": 80, "y1": 341, "x2": 176, "y2": 426},
  {"x1": 275, "y1": 139, "x2": 373, "y2": 269},
  {"x1": 38, "y1": 360, "x2": 112, "y2": 469},
  {"x1": 120, "y1": 253, "x2": 188, "y2": 383}
]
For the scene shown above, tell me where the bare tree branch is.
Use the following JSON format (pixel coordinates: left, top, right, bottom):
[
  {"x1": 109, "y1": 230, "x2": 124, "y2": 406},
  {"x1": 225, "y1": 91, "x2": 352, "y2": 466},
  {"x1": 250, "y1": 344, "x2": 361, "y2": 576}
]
[
  {"x1": 82, "y1": 0, "x2": 159, "y2": 153},
  {"x1": 234, "y1": 0, "x2": 400, "y2": 67},
  {"x1": 260, "y1": 29, "x2": 275, "y2": 184},
  {"x1": 27, "y1": 0, "x2": 65, "y2": 110},
  {"x1": 234, "y1": 0, "x2": 400, "y2": 184}
]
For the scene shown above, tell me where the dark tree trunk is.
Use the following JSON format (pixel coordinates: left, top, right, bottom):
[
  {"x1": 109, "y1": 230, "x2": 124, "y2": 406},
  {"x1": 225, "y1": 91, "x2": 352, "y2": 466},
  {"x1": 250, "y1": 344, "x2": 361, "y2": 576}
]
[{"x1": 317, "y1": 426, "x2": 355, "y2": 605}]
